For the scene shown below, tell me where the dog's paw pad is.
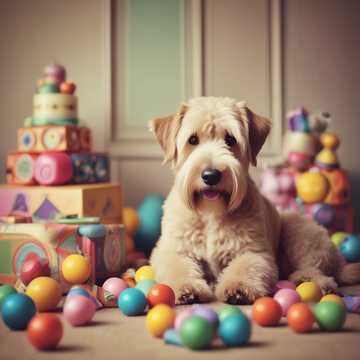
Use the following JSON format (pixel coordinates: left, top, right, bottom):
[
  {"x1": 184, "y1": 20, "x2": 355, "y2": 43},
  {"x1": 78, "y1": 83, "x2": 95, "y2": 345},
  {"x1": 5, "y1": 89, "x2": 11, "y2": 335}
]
[
  {"x1": 224, "y1": 288, "x2": 254, "y2": 305},
  {"x1": 175, "y1": 286, "x2": 200, "y2": 305}
]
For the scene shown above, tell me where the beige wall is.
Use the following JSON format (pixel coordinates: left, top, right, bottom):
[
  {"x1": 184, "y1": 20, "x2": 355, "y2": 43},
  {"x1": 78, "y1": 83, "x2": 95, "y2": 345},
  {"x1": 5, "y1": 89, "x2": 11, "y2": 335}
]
[
  {"x1": 0, "y1": 0, "x2": 107, "y2": 178},
  {"x1": 284, "y1": 0, "x2": 360, "y2": 227},
  {"x1": 1, "y1": 0, "x2": 360, "y2": 228}
]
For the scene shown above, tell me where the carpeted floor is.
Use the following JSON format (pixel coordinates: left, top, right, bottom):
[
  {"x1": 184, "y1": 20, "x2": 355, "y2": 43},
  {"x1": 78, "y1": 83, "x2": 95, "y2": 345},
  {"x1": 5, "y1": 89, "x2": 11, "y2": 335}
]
[{"x1": 1, "y1": 288, "x2": 360, "y2": 360}]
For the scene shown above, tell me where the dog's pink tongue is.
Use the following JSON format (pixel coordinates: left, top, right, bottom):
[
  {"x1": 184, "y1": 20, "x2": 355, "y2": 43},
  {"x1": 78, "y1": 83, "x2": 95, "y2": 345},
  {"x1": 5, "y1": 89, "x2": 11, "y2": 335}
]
[{"x1": 203, "y1": 190, "x2": 220, "y2": 200}]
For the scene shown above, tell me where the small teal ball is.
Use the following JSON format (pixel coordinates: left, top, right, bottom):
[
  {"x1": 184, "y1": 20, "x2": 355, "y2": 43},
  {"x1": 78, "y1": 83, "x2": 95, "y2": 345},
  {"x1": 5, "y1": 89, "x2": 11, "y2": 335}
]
[
  {"x1": 118, "y1": 288, "x2": 147, "y2": 316},
  {"x1": 219, "y1": 313, "x2": 251, "y2": 346},
  {"x1": 1, "y1": 293, "x2": 36, "y2": 330}
]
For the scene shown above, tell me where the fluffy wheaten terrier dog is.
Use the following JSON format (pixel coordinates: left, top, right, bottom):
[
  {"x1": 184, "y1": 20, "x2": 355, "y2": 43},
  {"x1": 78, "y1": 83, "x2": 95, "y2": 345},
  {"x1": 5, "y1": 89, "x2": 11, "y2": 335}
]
[{"x1": 149, "y1": 96, "x2": 360, "y2": 305}]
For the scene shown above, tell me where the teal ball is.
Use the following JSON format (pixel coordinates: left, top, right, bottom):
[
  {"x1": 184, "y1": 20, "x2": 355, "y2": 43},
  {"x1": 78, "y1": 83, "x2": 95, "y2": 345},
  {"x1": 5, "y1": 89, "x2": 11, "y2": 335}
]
[
  {"x1": 117, "y1": 288, "x2": 147, "y2": 316},
  {"x1": 135, "y1": 279, "x2": 157, "y2": 296},
  {"x1": 0, "y1": 285, "x2": 17, "y2": 309},
  {"x1": 219, "y1": 313, "x2": 251, "y2": 346},
  {"x1": 180, "y1": 315, "x2": 213, "y2": 350},
  {"x1": 1, "y1": 293, "x2": 36, "y2": 330},
  {"x1": 340, "y1": 235, "x2": 360, "y2": 262},
  {"x1": 134, "y1": 194, "x2": 164, "y2": 256},
  {"x1": 314, "y1": 302, "x2": 346, "y2": 331},
  {"x1": 38, "y1": 83, "x2": 59, "y2": 94}
]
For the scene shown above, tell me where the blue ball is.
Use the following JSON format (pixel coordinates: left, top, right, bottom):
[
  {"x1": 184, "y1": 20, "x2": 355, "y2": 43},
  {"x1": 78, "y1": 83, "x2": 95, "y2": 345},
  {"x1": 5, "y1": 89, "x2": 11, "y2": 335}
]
[
  {"x1": 134, "y1": 194, "x2": 165, "y2": 256},
  {"x1": 1, "y1": 293, "x2": 36, "y2": 330},
  {"x1": 118, "y1": 288, "x2": 147, "y2": 316},
  {"x1": 135, "y1": 279, "x2": 157, "y2": 296},
  {"x1": 219, "y1": 313, "x2": 251, "y2": 346},
  {"x1": 340, "y1": 235, "x2": 360, "y2": 262}
]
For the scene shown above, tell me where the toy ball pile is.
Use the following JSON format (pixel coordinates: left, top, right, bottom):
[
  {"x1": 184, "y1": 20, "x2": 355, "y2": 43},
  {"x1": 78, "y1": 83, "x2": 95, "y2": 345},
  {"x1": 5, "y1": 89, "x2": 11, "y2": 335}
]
[
  {"x1": 138, "y1": 278, "x2": 352, "y2": 351},
  {"x1": 0, "y1": 253, "x2": 97, "y2": 351}
]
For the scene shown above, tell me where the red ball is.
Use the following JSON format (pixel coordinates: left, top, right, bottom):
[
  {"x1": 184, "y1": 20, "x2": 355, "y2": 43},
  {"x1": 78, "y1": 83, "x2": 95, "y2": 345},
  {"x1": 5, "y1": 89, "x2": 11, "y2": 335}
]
[
  {"x1": 59, "y1": 81, "x2": 76, "y2": 94},
  {"x1": 287, "y1": 303, "x2": 315, "y2": 333},
  {"x1": 20, "y1": 257, "x2": 50, "y2": 285},
  {"x1": 252, "y1": 297, "x2": 282, "y2": 327},
  {"x1": 147, "y1": 284, "x2": 175, "y2": 307},
  {"x1": 27, "y1": 314, "x2": 63, "y2": 350}
]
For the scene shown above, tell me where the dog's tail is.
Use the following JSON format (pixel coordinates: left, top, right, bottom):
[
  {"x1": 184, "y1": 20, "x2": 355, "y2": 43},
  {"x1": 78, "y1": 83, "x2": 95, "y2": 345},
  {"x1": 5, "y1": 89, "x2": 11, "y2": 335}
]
[{"x1": 337, "y1": 260, "x2": 360, "y2": 285}]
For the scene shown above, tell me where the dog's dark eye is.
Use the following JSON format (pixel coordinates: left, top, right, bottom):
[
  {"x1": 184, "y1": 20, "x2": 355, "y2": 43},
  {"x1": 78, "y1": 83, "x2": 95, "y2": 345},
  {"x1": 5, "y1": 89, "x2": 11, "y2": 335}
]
[
  {"x1": 225, "y1": 133, "x2": 237, "y2": 147},
  {"x1": 188, "y1": 134, "x2": 199, "y2": 145}
]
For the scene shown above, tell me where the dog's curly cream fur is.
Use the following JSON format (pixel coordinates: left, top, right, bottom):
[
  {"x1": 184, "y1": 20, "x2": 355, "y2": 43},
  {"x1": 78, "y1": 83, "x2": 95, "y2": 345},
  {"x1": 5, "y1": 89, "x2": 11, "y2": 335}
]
[{"x1": 149, "y1": 97, "x2": 360, "y2": 305}]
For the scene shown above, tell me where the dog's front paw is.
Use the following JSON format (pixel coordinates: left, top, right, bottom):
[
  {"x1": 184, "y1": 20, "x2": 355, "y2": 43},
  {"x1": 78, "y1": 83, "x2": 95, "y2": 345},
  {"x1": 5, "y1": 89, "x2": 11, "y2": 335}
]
[
  {"x1": 215, "y1": 281, "x2": 266, "y2": 305},
  {"x1": 174, "y1": 281, "x2": 214, "y2": 305}
]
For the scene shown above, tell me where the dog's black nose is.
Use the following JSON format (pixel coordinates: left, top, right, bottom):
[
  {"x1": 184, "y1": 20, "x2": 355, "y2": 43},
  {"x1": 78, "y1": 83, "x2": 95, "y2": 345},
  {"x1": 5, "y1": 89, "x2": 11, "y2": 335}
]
[{"x1": 201, "y1": 169, "x2": 222, "y2": 186}]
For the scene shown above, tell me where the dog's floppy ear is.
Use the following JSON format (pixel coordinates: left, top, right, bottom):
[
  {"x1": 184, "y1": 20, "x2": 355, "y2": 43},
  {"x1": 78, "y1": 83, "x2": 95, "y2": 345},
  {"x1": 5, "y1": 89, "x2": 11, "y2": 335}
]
[
  {"x1": 149, "y1": 104, "x2": 188, "y2": 166},
  {"x1": 236, "y1": 102, "x2": 272, "y2": 166}
]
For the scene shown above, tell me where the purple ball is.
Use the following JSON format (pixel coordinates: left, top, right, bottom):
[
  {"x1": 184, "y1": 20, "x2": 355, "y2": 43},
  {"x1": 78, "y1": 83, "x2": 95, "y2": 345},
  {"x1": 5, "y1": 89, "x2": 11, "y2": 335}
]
[
  {"x1": 344, "y1": 296, "x2": 360, "y2": 314},
  {"x1": 274, "y1": 288, "x2": 301, "y2": 316},
  {"x1": 191, "y1": 305, "x2": 219, "y2": 327}
]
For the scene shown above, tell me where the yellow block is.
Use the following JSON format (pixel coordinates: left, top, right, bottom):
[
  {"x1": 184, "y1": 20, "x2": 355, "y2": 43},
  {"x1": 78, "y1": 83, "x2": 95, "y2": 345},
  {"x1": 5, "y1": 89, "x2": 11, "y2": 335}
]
[{"x1": 0, "y1": 183, "x2": 122, "y2": 223}]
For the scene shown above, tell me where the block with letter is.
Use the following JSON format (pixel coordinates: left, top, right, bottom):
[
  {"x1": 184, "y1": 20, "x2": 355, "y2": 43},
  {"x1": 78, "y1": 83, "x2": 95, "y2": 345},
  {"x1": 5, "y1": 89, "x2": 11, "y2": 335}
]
[
  {"x1": 0, "y1": 222, "x2": 126, "y2": 288},
  {"x1": 0, "y1": 183, "x2": 122, "y2": 223}
]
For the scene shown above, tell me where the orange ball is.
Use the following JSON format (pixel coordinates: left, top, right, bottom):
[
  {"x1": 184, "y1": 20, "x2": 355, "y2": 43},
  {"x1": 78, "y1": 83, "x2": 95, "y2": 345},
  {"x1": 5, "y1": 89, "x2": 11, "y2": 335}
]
[
  {"x1": 147, "y1": 284, "x2": 175, "y2": 308},
  {"x1": 252, "y1": 297, "x2": 282, "y2": 327},
  {"x1": 287, "y1": 303, "x2": 315, "y2": 333},
  {"x1": 27, "y1": 314, "x2": 63, "y2": 350},
  {"x1": 122, "y1": 208, "x2": 139, "y2": 235}
]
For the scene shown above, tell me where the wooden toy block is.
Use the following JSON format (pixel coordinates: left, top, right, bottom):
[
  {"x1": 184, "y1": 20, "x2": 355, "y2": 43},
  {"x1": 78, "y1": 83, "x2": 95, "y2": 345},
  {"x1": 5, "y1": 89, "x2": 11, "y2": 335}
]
[
  {"x1": 0, "y1": 183, "x2": 122, "y2": 223},
  {"x1": 6, "y1": 152, "x2": 38, "y2": 185},
  {"x1": 17, "y1": 126, "x2": 91, "y2": 153},
  {"x1": 6, "y1": 152, "x2": 110, "y2": 185},
  {"x1": 0, "y1": 223, "x2": 126, "y2": 288}
]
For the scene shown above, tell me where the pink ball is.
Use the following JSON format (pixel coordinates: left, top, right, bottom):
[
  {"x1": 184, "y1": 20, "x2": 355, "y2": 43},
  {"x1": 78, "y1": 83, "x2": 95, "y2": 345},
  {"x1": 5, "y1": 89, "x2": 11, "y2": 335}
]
[
  {"x1": 102, "y1": 277, "x2": 128, "y2": 298},
  {"x1": 63, "y1": 296, "x2": 96, "y2": 326},
  {"x1": 273, "y1": 280, "x2": 296, "y2": 294},
  {"x1": 274, "y1": 289, "x2": 301, "y2": 316},
  {"x1": 174, "y1": 308, "x2": 193, "y2": 331}
]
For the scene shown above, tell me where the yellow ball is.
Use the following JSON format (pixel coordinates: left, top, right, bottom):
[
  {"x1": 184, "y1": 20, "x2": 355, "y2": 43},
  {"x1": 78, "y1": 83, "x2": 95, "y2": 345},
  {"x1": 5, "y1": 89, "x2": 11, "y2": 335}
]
[
  {"x1": 296, "y1": 172, "x2": 329, "y2": 204},
  {"x1": 26, "y1": 276, "x2": 62, "y2": 311},
  {"x1": 320, "y1": 294, "x2": 345, "y2": 307},
  {"x1": 61, "y1": 254, "x2": 91, "y2": 284},
  {"x1": 123, "y1": 208, "x2": 140, "y2": 235},
  {"x1": 331, "y1": 232, "x2": 349, "y2": 248},
  {"x1": 296, "y1": 281, "x2": 322, "y2": 302},
  {"x1": 146, "y1": 304, "x2": 175, "y2": 337},
  {"x1": 135, "y1": 265, "x2": 155, "y2": 283}
]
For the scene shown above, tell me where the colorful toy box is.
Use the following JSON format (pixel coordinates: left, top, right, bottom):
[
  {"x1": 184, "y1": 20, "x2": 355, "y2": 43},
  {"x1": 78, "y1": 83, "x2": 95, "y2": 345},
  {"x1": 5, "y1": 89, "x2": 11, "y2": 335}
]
[
  {"x1": 0, "y1": 222, "x2": 126, "y2": 288},
  {"x1": 0, "y1": 183, "x2": 122, "y2": 224}
]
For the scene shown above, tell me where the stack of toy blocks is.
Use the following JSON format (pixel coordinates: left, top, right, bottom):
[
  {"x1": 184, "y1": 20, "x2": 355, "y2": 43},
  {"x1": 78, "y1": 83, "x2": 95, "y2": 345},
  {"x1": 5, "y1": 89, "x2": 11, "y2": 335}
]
[
  {"x1": 0, "y1": 65, "x2": 126, "y2": 288},
  {"x1": 261, "y1": 108, "x2": 353, "y2": 233}
]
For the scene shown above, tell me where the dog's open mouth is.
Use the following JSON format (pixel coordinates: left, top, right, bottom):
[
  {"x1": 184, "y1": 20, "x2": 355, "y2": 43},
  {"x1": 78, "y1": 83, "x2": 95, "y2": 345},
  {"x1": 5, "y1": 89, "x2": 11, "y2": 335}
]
[
  {"x1": 194, "y1": 189, "x2": 230, "y2": 202},
  {"x1": 202, "y1": 189, "x2": 221, "y2": 200}
]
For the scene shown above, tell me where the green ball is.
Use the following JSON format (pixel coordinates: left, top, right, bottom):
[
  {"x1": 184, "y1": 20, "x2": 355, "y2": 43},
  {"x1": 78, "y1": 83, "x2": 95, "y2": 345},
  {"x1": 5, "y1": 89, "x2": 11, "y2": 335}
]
[
  {"x1": 218, "y1": 305, "x2": 242, "y2": 322},
  {"x1": 38, "y1": 83, "x2": 59, "y2": 94},
  {"x1": 180, "y1": 316, "x2": 213, "y2": 350},
  {"x1": 314, "y1": 301, "x2": 346, "y2": 331},
  {"x1": 0, "y1": 285, "x2": 17, "y2": 309},
  {"x1": 135, "y1": 279, "x2": 157, "y2": 296},
  {"x1": 331, "y1": 232, "x2": 349, "y2": 248}
]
